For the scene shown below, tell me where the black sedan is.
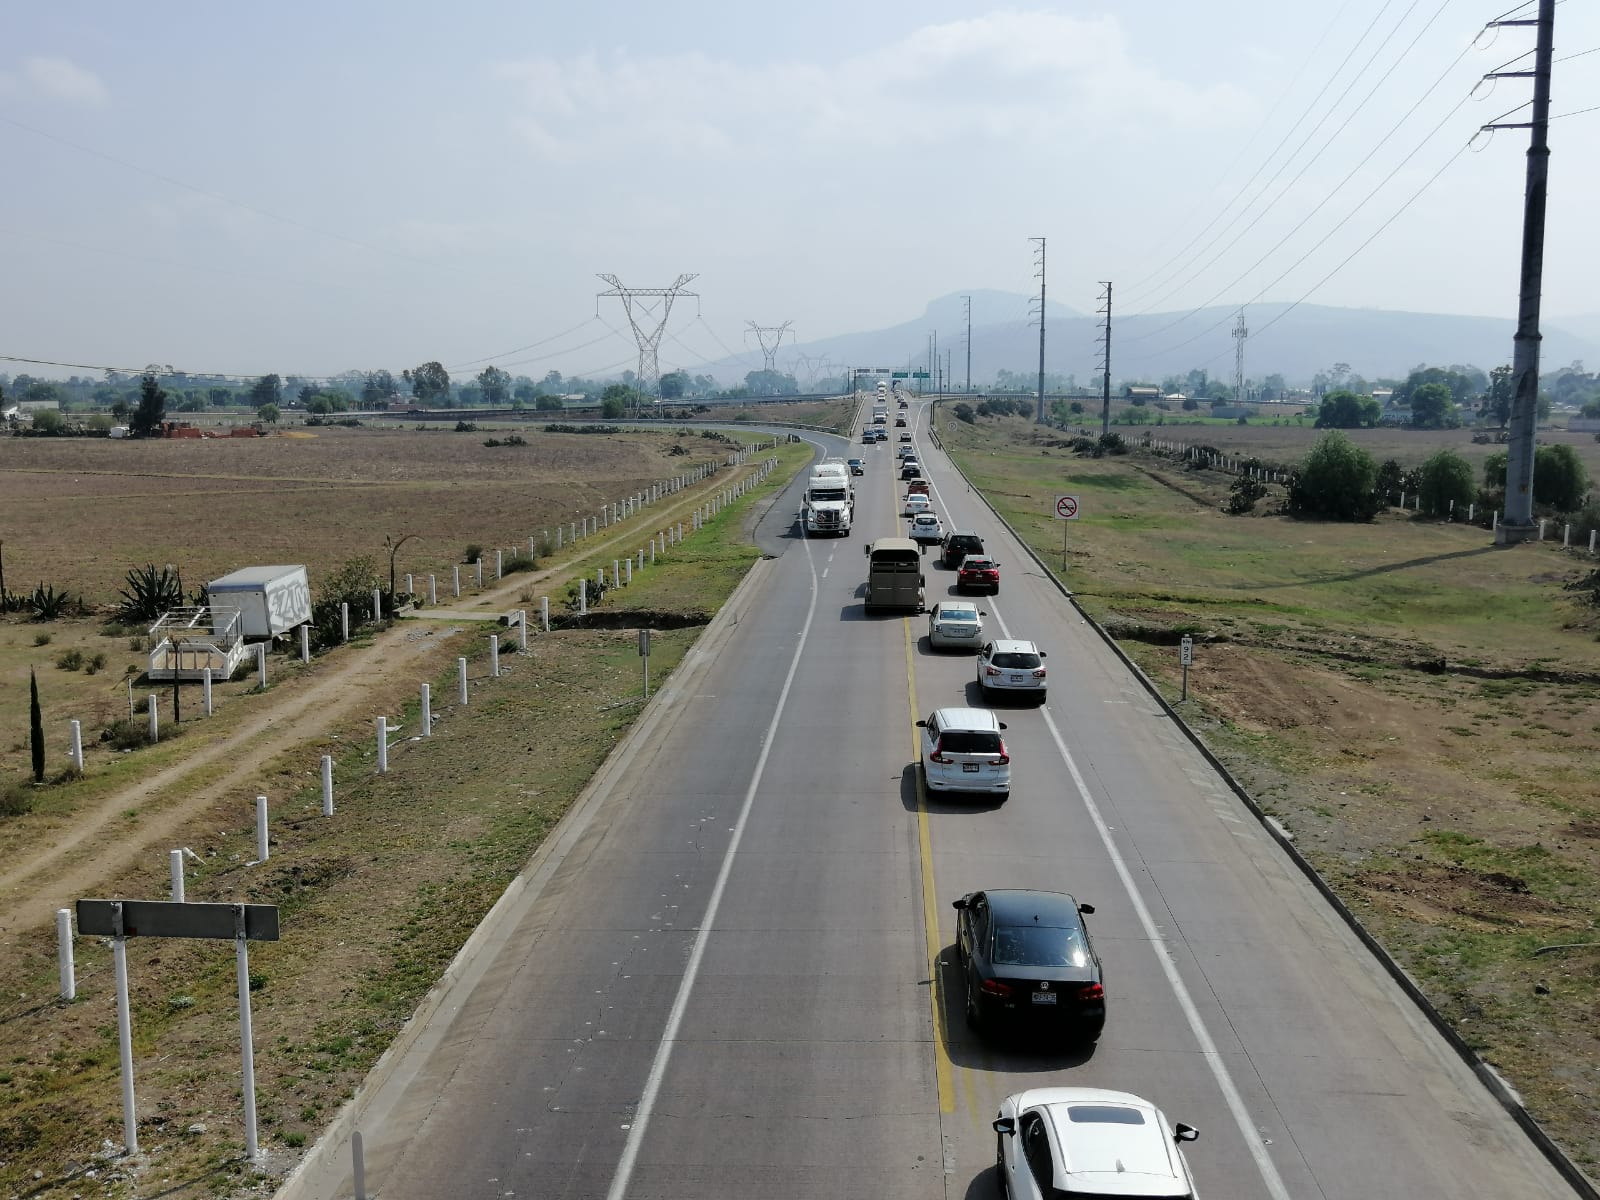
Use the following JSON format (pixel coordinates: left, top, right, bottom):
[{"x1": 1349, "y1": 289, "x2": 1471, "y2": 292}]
[{"x1": 952, "y1": 889, "x2": 1104, "y2": 1041}]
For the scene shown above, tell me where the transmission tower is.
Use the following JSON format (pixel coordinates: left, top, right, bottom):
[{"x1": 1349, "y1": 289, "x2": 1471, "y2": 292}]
[
  {"x1": 745, "y1": 321, "x2": 794, "y2": 374},
  {"x1": 596, "y1": 273, "x2": 699, "y2": 405},
  {"x1": 963, "y1": 295, "x2": 972, "y2": 393},
  {"x1": 1096, "y1": 282, "x2": 1113, "y2": 436},
  {"x1": 1030, "y1": 238, "x2": 1047, "y2": 423},
  {"x1": 1232, "y1": 309, "x2": 1248, "y2": 406},
  {"x1": 793, "y1": 351, "x2": 829, "y2": 391}
]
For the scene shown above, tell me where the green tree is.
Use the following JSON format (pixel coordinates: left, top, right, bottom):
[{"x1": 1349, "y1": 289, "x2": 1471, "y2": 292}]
[
  {"x1": 362, "y1": 369, "x2": 397, "y2": 406},
  {"x1": 1287, "y1": 430, "x2": 1380, "y2": 521},
  {"x1": 207, "y1": 386, "x2": 233, "y2": 407},
  {"x1": 130, "y1": 374, "x2": 168, "y2": 437},
  {"x1": 659, "y1": 371, "x2": 688, "y2": 399},
  {"x1": 1417, "y1": 449, "x2": 1475, "y2": 515},
  {"x1": 1535, "y1": 443, "x2": 1588, "y2": 510},
  {"x1": 1479, "y1": 364, "x2": 1514, "y2": 427},
  {"x1": 257, "y1": 402, "x2": 281, "y2": 424},
  {"x1": 1313, "y1": 390, "x2": 1379, "y2": 429},
  {"x1": 404, "y1": 361, "x2": 452, "y2": 405},
  {"x1": 30, "y1": 667, "x2": 45, "y2": 782},
  {"x1": 248, "y1": 374, "x2": 282, "y2": 409},
  {"x1": 600, "y1": 384, "x2": 630, "y2": 419},
  {"x1": 477, "y1": 366, "x2": 511, "y2": 406},
  {"x1": 30, "y1": 409, "x2": 67, "y2": 435},
  {"x1": 1409, "y1": 382, "x2": 1456, "y2": 429},
  {"x1": 535, "y1": 394, "x2": 564, "y2": 412}
]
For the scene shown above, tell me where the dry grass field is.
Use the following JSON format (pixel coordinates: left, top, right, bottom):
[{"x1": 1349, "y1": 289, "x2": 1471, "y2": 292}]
[{"x1": 940, "y1": 409, "x2": 1600, "y2": 1176}]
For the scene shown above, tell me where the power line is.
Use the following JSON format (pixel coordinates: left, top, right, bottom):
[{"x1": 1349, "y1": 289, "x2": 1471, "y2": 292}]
[{"x1": 447, "y1": 318, "x2": 603, "y2": 371}]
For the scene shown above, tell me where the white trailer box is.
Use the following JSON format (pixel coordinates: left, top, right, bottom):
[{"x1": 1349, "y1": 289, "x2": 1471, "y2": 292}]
[{"x1": 206, "y1": 565, "x2": 312, "y2": 640}]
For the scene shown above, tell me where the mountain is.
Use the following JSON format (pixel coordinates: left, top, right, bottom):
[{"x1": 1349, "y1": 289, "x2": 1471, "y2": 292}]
[{"x1": 703, "y1": 293, "x2": 1600, "y2": 389}]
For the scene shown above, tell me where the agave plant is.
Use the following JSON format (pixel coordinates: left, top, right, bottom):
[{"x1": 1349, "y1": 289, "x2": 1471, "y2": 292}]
[
  {"x1": 28, "y1": 583, "x2": 78, "y2": 621},
  {"x1": 116, "y1": 564, "x2": 183, "y2": 623}
]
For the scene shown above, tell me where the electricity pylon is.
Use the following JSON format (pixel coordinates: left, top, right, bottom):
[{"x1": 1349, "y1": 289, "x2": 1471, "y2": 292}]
[
  {"x1": 597, "y1": 273, "x2": 699, "y2": 406},
  {"x1": 745, "y1": 321, "x2": 795, "y2": 374}
]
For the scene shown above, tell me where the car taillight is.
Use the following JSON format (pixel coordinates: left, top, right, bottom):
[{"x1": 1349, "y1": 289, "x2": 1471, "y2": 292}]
[
  {"x1": 981, "y1": 979, "x2": 1013, "y2": 998},
  {"x1": 996, "y1": 741, "x2": 1009, "y2": 765},
  {"x1": 929, "y1": 744, "x2": 950, "y2": 764},
  {"x1": 1077, "y1": 982, "x2": 1104, "y2": 1001},
  {"x1": 1033, "y1": 667, "x2": 1047, "y2": 679},
  {"x1": 985, "y1": 665, "x2": 1002, "y2": 676}
]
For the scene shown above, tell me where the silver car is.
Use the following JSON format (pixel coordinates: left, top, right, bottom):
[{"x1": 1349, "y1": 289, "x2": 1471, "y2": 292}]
[
  {"x1": 917, "y1": 707, "x2": 1010, "y2": 800},
  {"x1": 976, "y1": 639, "x2": 1048, "y2": 702},
  {"x1": 927, "y1": 600, "x2": 986, "y2": 651}
]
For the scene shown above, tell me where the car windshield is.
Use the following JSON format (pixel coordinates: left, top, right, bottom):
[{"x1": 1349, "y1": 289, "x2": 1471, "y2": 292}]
[
  {"x1": 991, "y1": 924, "x2": 1086, "y2": 968},
  {"x1": 939, "y1": 730, "x2": 1002, "y2": 754},
  {"x1": 991, "y1": 652, "x2": 1040, "y2": 669}
]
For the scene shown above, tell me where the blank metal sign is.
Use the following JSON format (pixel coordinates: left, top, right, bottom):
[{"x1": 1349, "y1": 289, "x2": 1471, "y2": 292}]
[{"x1": 75, "y1": 899, "x2": 280, "y2": 941}]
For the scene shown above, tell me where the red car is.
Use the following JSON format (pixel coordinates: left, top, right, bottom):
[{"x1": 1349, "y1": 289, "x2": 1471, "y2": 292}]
[{"x1": 956, "y1": 555, "x2": 1000, "y2": 593}]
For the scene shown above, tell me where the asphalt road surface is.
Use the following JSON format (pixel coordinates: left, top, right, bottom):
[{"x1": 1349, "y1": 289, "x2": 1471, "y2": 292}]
[{"x1": 283, "y1": 401, "x2": 1581, "y2": 1199}]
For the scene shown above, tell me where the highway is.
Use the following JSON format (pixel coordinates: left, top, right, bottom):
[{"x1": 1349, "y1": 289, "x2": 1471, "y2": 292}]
[{"x1": 283, "y1": 397, "x2": 1581, "y2": 1199}]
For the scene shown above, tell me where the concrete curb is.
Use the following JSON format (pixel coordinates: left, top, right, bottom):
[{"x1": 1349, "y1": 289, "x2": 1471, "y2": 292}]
[
  {"x1": 925, "y1": 400, "x2": 1600, "y2": 1200},
  {"x1": 275, "y1": 556, "x2": 779, "y2": 1200}
]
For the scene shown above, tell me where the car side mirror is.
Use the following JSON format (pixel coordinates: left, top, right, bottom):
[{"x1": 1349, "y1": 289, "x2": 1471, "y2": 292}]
[
  {"x1": 997, "y1": 722, "x2": 1007, "y2": 730},
  {"x1": 863, "y1": 545, "x2": 870, "y2": 556},
  {"x1": 915, "y1": 719, "x2": 928, "y2": 728},
  {"x1": 1077, "y1": 902, "x2": 1095, "y2": 914},
  {"x1": 992, "y1": 1118, "x2": 1016, "y2": 1136},
  {"x1": 979, "y1": 611, "x2": 988, "y2": 617},
  {"x1": 1174, "y1": 1123, "x2": 1199, "y2": 1143},
  {"x1": 1038, "y1": 650, "x2": 1047, "y2": 657},
  {"x1": 951, "y1": 897, "x2": 968, "y2": 910}
]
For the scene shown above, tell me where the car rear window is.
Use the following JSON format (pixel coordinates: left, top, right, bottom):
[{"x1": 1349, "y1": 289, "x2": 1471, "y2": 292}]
[
  {"x1": 1066, "y1": 1106, "x2": 1146, "y2": 1125},
  {"x1": 939, "y1": 730, "x2": 1002, "y2": 754},
  {"x1": 940, "y1": 609, "x2": 978, "y2": 623},
  {"x1": 992, "y1": 652, "x2": 1041, "y2": 669},
  {"x1": 963, "y1": 558, "x2": 994, "y2": 570},
  {"x1": 991, "y1": 924, "x2": 1084, "y2": 968}
]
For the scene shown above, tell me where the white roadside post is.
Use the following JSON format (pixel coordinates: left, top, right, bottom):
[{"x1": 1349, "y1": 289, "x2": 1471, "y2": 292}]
[
  {"x1": 475, "y1": 558, "x2": 483, "y2": 588},
  {"x1": 428, "y1": 574, "x2": 438, "y2": 605},
  {"x1": 372, "y1": 587, "x2": 382, "y2": 620},
  {"x1": 170, "y1": 848, "x2": 185, "y2": 901},
  {"x1": 148, "y1": 695, "x2": 159, "y2": 743},
  {"x1": 340, "y1": 602, "x2": 349, "y2": 643},
  {"x1": 556, "y1": 526, "x2": 563, "y2": 549},
  {"x1": 639, "y1": 628, "x2": 651, "y2": 698},
  {"x1": 579, "y1": 579, "x2": 587, "y2": 616},
  {"x1": 376, "y1": 718, "x2": 389, "y2": 774},
  {"x1": 490, "y1": 635, "x2": 501, "y2": 678},
  {"x1": 203, "y1": 667, "x2": 214, "y2": 716},
  {"x1": 637, "y1": 549, "x2": 645, "y2": 571},
  {"x1": 625, "y1": 559, "x2": 633, "y2": 585},
  {"x1": 613, "y1": 559, "x2": 621, "y2": 588},
  {"x1": 255, "y1": 796, "x2": 269, "y2": 861},
  {"x1": 300, "y1": 623, "x2": 310, "y2": 663},
  {"x1": 529, "y1": 536, "x2": 538, "y2": 558},
  {"x1": 57, "y1": 908, "x2": 75, "y2": 1001},
  {"x1": 458, "y1": 657, "x2": 468, "y2": 704},
  {"x1": 541, "y1": 596, "x2": 550, "y2": 632},
  {"x1": 234, "y1": 905, "x2": 261, "y2": 1161},
  {"x1": 256, "y1": 643, "x2": 267, "y2": 689},
  {"x1": 495, "y1": 549, "x2": 503, "y2": 580},
  {"x1": 452, "y1": 566, "x2": 461, "y2": 598},
  {"x1": 518, "y1": 610, "x2": 529, "y2": 651},
  {"x1": 406, "y1": 573, "x2": 414, "y2": 595},
  {"x1": 112, "y1": 904, "x2": 137, "y2": 1153},
  {"x1": 321, "y1": 755, "x2": 334, "y2": 815},
  {"x1": 421, "y1": 683, "x2": 433, "y2": 736},
  {"x1": 69, "y1": 719, "x2": 84, "y2": 773}
]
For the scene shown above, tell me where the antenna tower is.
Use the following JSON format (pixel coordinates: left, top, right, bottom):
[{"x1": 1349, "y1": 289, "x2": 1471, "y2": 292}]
[
  {"x1": 1096, "y1": 282, "x2": 1113, "y2": 436},
  {"x1": 596, "y1": 273, "x2": 699, "y2": 407},
  {"x1": 745, "y1": 321, "x2": 795, "y2": 374},
  {"x1": 1232, "y1": 309, "x2": 1247, "y2": 406}
]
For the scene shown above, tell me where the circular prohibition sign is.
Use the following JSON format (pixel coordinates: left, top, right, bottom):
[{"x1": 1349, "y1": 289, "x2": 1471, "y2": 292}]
[{"x1": 1055, "y1": 494, "x2": 1079, "y2": 520}]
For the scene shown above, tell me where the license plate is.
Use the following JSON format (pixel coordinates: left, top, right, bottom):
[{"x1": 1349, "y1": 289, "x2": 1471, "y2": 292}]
[
  {"x1": 962, "y1": 762, "x2": 980, "y2": 773},
  {"x1": 1032, "y1": 992, "x2": 1057, "y2": 1005},
  {"x1": 1009, "y1": 674, "x2": 1026, "y2": 684}
]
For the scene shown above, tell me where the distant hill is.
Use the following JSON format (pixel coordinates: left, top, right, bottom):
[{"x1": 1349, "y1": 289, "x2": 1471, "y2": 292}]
[{"x1": 701, "y1": 293, "x2": 1600, "y2": 389}]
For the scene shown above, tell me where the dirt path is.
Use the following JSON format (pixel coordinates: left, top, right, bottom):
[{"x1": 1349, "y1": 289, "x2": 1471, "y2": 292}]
[{"x1": 0, "y1": 464, "x2": 765, "y2": 937}]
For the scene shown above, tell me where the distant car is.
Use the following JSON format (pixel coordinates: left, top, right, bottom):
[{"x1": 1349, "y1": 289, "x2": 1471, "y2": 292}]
[
  {"x1": 976, "y1": 639, "x2": 1047, "y2": 701},
  {"x1": 956, "y1": 555, "x2": 1000, "y2": 594},
  {"x1": 899, "y1": 430, "x2": 913, "y2": 442},
  {"x1": 897, "y1": 444, "x2": 916, "y2": 459},
  {"x1": 895, "y1": 415, "x2": 908, "y2": 427},
  {"x1": 900, "y1": 461, "x2": 922, "y2": 480},
  {"x1": 908, "y1": 512, "x2": 944, "y2": 543},
  {"x1": 917, "y1": 707, "x2": 1009, "y2": 799},
  {"x1": 905, "y1": 479, "x2": 931, "y2": 497},
  {"x1": 898, "y1": 398, "x2": 909, "y2": 409},
  {"x1": 993, "y1": 1089, "x2": 1198, "y2": 1198},
  {"x1": 847, "y1": 458, "x2": 865, "y2": 475},
  {"x1": 903, "y1": 493, "x2": 933, "y2": 517},
  {"x1": 954, "y1": 890, "x2": 1105, "y2": 1040},
  {"x1": 940, "y1": 530, "x2": 985, "y2": 569},
  {"x1": 862, "y1": 430, "x2": 876, "y2": 444},
  {"x1": 927, "y1": 600, "x2": 985, "y2": 650}
]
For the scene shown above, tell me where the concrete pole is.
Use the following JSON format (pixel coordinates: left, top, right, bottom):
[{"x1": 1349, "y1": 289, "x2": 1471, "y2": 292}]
[
  {"x1": 556, "y1": 526, "x2": 563, "y2": 549},
  {"x1": 148, "y1": 694, "x2": 159, "y2": 743},
  {"x1": 321, "y1": 754, "x2": 334, "y2": 815},
  {"x1": 372, "y1": 588, "x2": 382, "y2": 620},
  {"x1": 114, "y1": 931, "x2": 137, "y2": 1153},
  {"x1": 579, "y1": 579, "x2": 587, "y2": 616},
  {"x1": 406, "y1": 573, "x2": 414, "y2": 595},
  {"x1": 458, "y1": 657, "x2": 469, "y2": 704},
  {"x1": 541, "y1": 596, "x2": 550, "y2": 632},
  {"x1": 529, "y1": 537, "x2": 537, "y2": 558},
  {"x1": 625, "y1": 559, "x2": 633, "y2": 585},
  {"x1": 495, "y1": 549, "x2": 503, "y2": 580},
  {"x1": 300, "y1": 624, "x2": 310, "y2": 663},
  {"x1": 256, "y1": 643, "x2": 267, "y2": 689},
  {"x1": 56, "y1": 909, "x2": 74, "y2": 1001},
  {"x1": 203, "y1": 667, "x2": 214, "y2": 716},
  {"x1": 637, "y1": 549, "x2": 645, "y2": 571},
  {"x1": 236, "y1": 933, "x2": 260, "y2": 1161},
  {"x1": 376, "y1": 718, "x2": 389, "y2": 774},
  {"x1": 421, "y1": 683, "x2": 432, "y2": 736},
  {"x1": 256, "y1": 795, "x2": 269, "y2": 861},
  {"x1": 1591, "y1": 530, "x2": 1597, "y2": 554},
  {"x1": 429, "y1": 574, "x2": 437, "y2": 605},
  {"x1": 170, "y1": 848, "x2": 185, "y2": 901},
  {"x1": 341, "y1": 602, "x2": 350, "y2": 643},
  {"x1": 651, "y1": 539, "x2": 657, "y2": 565},
  {"x1": 518, "y1": 610, "x2": 529, "y2": 651},
  {"x1": 70, "y1": 718, "x2": 84, "y2": 773},
  {"x1": 570, "y1": 521, "x2": 577, "y2": 543},
  {"x1": 490, "y1": 635, "x2": 500, "y2": 678},
  {"x1": 452, "y1": 566, "x2": 461, "y2": 598},
  {"x1": 1563, "y1": 523, "x2": 1571, "y2": 548}
]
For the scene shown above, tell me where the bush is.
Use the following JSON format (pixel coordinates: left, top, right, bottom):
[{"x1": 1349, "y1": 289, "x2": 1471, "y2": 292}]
[
  {"x1": 1483, "y1": 444, "x2": 1590, "y2": 511},
  {"x1": 32, "y1": 632, "x2": 51, "y2": 647},
  {"x1": 454, "y1": 420, "x2": 479, "y2": 433},
  {"x1": 953, "y1": 403, "x2": 976, "y2": 424},
  {"x1": 463, "y1": 544, "x2": 484, "y2": 565},
  {"x1": 28, "y1": 584, "x2": 77, "y2": 621},
  {"x1": 0, "y1": 781, "x2": 34, "y2": 818},
  {"x1": 502, "y1": 553, "x2": 537, "y2": 575},
  {"x1": 1097, "y1": 432, "x2": 1126, "y2": 455},
  {"x1": 55, "y1": 648, "x2": 85, "y2": 671},
  {"x1": 1287, "y1": 430, "x2": 1380, "y2": 521},
  {"x1": 117, "y1": 564, "x2": 182, "y2": 623},
  {"x1": 100, "y1": 718, "x2": 153, "y2": 751},
  {"x1": 482, "y1": 434, "x2": 527, "y2": 448},
  {"x1": 1417, "y1": 449, "x2": 1476, "y2": 516},
  {"x1": 1225, "y1": 476, "x2": 1269, "y2": 515}
]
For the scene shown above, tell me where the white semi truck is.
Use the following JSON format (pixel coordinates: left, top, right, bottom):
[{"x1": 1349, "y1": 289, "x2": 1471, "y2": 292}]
[{"x1": 801, "y1": 462, "x2": 854, "y2": 536}]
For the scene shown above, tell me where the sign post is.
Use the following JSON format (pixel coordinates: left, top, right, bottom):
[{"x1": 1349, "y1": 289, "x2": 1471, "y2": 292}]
[
  {"x1": 77, "y1": 899, "x2": 280, "y2": 1159},
  {"x1": 1053, "y1": 494, "x2": 1080, "y2": 571},
  {"x1": 1180, "y1": 635, "x2": 1193, "y2": 702},
  {"x1": 639, "y1": 629, "x2": 652, "y2": 698}
]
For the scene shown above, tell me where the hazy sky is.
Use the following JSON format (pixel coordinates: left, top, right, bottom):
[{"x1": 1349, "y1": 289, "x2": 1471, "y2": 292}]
[{"x1": 0, "y1": 1, "x2": 1594, "y2": 382}]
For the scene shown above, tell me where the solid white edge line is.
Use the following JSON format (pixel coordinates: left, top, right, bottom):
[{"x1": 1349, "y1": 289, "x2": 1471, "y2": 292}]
[
  {"x1": 920, "y1": 409, "x2": 1291, "y2": 1200},
  {"x1": 605, "y1": 443, "x2": 824, "y2": 1200}
]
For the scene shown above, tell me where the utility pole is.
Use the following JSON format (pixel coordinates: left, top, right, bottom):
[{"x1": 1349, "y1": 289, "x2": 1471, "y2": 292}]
[
  {"x1": 963, "y1": 294, "x2": 972, "y2": 393},
  {"x1": 1233, "y1": 309, "x2": 1248, "y2": 409},
  {"x1": 932, "y1": 330, "x2": 939, "y2": 397},
  {"x1": 1030, "y1": 238, "x2": 1047, "y2": 423},
  {"x1": 1097, "y1": 282, "x2": 1113, "y2": 437},
  {"x1": 945, "y1": 350, "x2": 951, "y2": 399},
  {"x1": 596, "y1": 274, "x2": 699, "y2": 411},
  {"x1": 744, "y1": 321, "x2": 795, "y2": 374},
  {"x1": 1483, "y1": 0, "x2": 1554, "y2": 542}
]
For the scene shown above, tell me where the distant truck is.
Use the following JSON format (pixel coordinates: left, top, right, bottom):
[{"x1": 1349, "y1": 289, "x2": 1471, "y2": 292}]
[
  {"x1": 206, "y1": 565, "x2": 312, "y2": 640},
  {"x1": 802, "y1": 467, "x2": 853, "y2": 536}
]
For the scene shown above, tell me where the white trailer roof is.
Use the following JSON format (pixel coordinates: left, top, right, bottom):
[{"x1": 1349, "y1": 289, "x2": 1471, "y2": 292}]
[{"x1": 208, "y1": 565, "x2": 307, "y2": 589}]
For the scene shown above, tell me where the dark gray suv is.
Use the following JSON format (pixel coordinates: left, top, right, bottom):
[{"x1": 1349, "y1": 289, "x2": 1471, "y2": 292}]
[{"x1": 940, "y1": 530, "x2": 984, "y2": 569}]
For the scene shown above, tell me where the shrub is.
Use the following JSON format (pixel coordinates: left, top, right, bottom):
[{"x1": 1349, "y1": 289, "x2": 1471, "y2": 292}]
[
  {"x1": 0, "y1": 781, "x2": 34, "y2": 818},
  {"x1": 55, "y1": 648, "x2": 85, "y2": 671},
  {"x1": 117, "y1": 564, "x2": 182, "y2": 623},
  {"x1": 1286, "y1": 430, "x2": 1380, "y2": 521},
  {"x1": 1483, "y1": 444, "x2": 1590, "y2": 511},
  {"x1": 502, "y1": 553, "x2": 537, "y2": 575},
  {"x1": 454, "y1": 420, "x2": 479, "y2": 433},
  {"x1": 953, "y1": 403, "x2": 976, "y2": 424},
  {"x1": 463, "y1": 544, "x2": 484, "y2": 565},
  {"x1": 88, "y1": 652, "x2": 107, "y2": 674},
  {"x1": 32, "y1": 632, "x2": 51, "y2": 647},
  {"x1": 1417, "y1": 449, "x2": 1476, "y2": 516},
  {"x1": 1097, "y1": 432, "x2": 1126, "y2": 455},
  {"x1": 1225, "y1": 476, "x2": 1269, "y2": 515},
  {"x1": 100, "y1": 718, "x2": 152, "y2": 751},
  {"x1": 28, "y1": 584, "x2": 77, "y2": 621}
]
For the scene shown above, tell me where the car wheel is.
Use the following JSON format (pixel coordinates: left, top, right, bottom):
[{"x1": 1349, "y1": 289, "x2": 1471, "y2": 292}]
[{"x1": 965, "y1": 978, "x2": 983, "y2": 1031}]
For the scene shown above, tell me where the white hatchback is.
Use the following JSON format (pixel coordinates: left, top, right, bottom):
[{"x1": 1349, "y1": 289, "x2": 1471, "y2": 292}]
[
  {"x1": 993, "y1": 1087, "x2": 1199, "y2": 1199},
  {"x1": 917, "y1": 707, "x2": 1010, "y2": 800},
  {"x1": 976, "y1": 639, "x2": 1048, "y2": 702}
]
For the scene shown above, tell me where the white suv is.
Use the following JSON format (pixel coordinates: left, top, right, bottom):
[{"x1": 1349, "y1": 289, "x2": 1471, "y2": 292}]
[
  {"x1": 994, "y1": 1087, "x2": 1199, "y2": 1199},
  {"x1": 976, "y1": 639, "x2": 1048, "y2": 702},
  {"x1": 917, "y1": 707, "x2": 1010, "y2": 800}
]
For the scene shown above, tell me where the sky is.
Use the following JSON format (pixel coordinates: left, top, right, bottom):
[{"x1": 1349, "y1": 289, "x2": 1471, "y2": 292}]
[{"x1": 0, "y1": 1, "x2": 1595, "y2": 384}]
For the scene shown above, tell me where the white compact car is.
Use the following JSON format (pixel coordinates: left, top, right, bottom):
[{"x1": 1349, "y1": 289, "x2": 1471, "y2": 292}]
[
  {"x1": 993, "y1": 1087, "x2": 1198, "y2": 1199},
  {"x1": 903, "y1": 493, "x2": 933, "y2": 517},
  {"x1": 927, "y1": 600, "x2": 985, "y2": 650},
  {"x1": 908, "y1": 512, "x2": 944, "y2": 544},
  {"x1": 917, "y1": 707, "x2": 1010, "y2": 800},
  {"x1": 976, "y1": 639, "x2": 1048, "y2": 702}
]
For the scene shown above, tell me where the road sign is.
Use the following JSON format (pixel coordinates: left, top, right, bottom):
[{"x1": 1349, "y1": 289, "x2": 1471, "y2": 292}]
[
  {"x1": 912, "y1": 371, "x2": 930, "y2": 379},
  {"x1": 1054, "y1": 495, "x2": 1080, "y2": 520},
  {"x1": 638, "y1": 629, "x2": 651, "y2": 657},
  {"x1": 1180, "y1": 636, "x2": 1193, "y2": 666},
  {"x1": 77, "y1": 899, "x2": 280, "y2": 941},
  {"x1": 891, "y1": 371, "x2": 909, "y2": 378}
]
